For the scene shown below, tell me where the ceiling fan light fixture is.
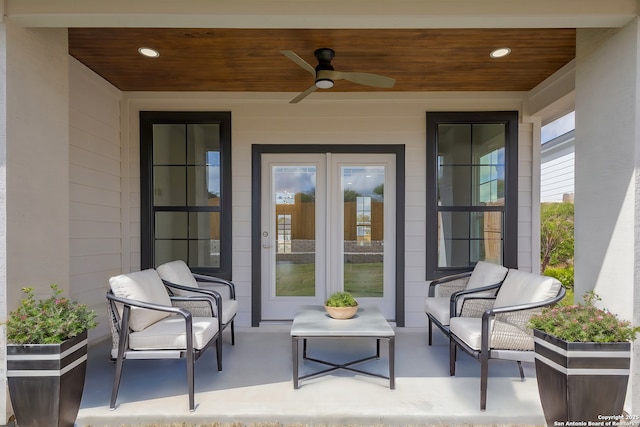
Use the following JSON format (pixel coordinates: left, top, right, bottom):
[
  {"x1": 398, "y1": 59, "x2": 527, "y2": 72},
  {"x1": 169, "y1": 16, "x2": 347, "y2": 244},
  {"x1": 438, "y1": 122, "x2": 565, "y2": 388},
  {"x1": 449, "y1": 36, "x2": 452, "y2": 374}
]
[
  {"x1": 490, "y1": 47, "x2": 511, "y2": 58},
  {"x1": 315, "y1": 79, "x2": 334, "y2": 89},
  {"x1": 138, "y1": 47, "x2": 160, "y2": 58}
]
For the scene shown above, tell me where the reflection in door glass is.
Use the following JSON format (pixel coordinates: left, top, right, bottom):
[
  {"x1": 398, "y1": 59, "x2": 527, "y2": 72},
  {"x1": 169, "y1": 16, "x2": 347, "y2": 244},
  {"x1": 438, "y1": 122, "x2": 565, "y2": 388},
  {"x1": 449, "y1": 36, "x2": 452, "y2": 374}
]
[
  {"x1": 343, "y1": 166, "x2": 384, "y2": 298},
  {"x1": 273, "y1": 166, "x2": 316, "y2": 296}
]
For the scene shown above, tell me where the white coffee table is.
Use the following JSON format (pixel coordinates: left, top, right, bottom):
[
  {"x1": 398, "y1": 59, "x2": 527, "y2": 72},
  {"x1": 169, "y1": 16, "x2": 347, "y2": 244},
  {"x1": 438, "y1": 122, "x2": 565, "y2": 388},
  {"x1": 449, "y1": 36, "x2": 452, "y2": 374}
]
[{"x1": 290, "y1": 305, "x2": 395, "y2": 389}]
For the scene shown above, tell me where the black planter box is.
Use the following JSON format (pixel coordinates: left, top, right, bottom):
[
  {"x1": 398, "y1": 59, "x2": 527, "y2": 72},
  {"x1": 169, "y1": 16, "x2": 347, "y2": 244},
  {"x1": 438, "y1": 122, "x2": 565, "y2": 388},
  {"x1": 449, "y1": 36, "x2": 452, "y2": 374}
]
[
  {"x1": 7, "y1": 330, "x2": 88, "y2": 427},
  {"x1": 533, "y1": 329, "x2": 630, "y2": 427}
]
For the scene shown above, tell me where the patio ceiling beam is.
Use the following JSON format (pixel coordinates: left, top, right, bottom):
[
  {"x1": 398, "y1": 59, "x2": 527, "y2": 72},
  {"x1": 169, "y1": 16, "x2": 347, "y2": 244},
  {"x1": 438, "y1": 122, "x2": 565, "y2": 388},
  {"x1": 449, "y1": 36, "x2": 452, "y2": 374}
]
[{"x1": 5, "y1": 0, "x2": 638, "y2": 29}]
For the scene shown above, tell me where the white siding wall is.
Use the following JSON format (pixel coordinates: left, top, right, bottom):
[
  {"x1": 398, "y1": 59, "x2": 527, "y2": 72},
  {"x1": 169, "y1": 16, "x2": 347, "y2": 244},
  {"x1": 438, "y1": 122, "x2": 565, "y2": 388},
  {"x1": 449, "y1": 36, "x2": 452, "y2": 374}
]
[
  {"x1": 69, "y1": 57, "x2": 122, "y2": 340},
  {"x1": 122, "y1": 93, "x2": 534, "y2": 328},
  {"x1": 541, "y1": 133, "x2": 575, "y2": 203},
  {"x1": 3, "y1": 24, "x2": 69, "y2": 421},
  {"x1": 541, "y1": 152, "x2": 575, "y2": 202},
  {"x1": 5, "y1": 25, "x2": 69, "y2": 304}
]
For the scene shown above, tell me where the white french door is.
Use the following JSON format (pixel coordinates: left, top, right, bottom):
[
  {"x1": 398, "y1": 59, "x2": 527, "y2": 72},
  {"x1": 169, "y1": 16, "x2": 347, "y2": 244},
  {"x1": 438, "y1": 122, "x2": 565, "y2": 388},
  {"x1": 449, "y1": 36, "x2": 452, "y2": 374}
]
[{"x1": 261, "y1": 153, "x2": 396, "y2": 321}]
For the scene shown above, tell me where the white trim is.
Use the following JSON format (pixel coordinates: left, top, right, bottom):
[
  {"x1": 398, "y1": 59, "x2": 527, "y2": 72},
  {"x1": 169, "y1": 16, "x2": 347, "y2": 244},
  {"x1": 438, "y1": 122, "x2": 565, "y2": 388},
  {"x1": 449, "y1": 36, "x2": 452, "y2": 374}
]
[
  {"x1": 7, "y1": 355, "x2": 87, "y2": 377},
  {"x1": 535, "y1": 353, "x2": 630, "y2": 376},
  {"x1": 6, "y1": 339, "x2": 88, "y2": 361},
  {"x1": 534, "y1": 337, "x2": 630, "y2": 358}
]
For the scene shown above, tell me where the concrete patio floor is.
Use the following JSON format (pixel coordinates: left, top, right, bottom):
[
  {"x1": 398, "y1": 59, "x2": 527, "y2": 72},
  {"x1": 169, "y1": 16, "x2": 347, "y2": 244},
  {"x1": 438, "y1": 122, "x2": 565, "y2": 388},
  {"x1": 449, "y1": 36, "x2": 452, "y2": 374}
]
[{"x1": 76, "y1": 325, "x2": 546, "y2": 427}]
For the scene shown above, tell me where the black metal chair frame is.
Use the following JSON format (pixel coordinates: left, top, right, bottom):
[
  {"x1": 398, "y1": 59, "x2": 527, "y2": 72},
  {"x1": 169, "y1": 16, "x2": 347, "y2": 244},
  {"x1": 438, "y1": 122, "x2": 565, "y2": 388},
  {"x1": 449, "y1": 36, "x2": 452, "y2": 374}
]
[
  {"x1": 162, "y1": 274, "x2": 237, "y2": 345},
  {"x1": 106, "y1": 290, "x2": 221, "y2": 411},
  {"x1": 448, "y1": 285, "x2": 567, "y2": 411},
  {"x1": 426, "y1": 271, "x2": 503, "y2": 345}
]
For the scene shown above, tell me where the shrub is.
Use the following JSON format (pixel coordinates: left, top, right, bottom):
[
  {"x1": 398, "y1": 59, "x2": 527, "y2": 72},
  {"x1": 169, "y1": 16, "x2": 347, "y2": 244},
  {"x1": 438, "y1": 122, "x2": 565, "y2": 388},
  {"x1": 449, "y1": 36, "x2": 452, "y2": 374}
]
[
  {"x1": 7, "y1": 284, "x2": 98, "y2": 344},
  {"x1": 540, "y1": 202, "x2": 574, "y2": 271},
  {"x1": 529, "y1": 291, "x2": 640, "y2": 343},
  {"x1": 543, "y1": 265, "x2": 574, "y2": 290}
]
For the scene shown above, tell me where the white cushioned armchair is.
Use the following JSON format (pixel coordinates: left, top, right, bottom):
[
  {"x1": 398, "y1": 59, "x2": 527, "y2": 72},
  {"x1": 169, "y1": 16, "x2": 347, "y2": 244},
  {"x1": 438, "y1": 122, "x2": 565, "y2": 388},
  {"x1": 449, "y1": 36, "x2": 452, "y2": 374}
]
[
  {"x1": 448, "y1": 269, "x2": 565, "y2": 410},
  {"x1": 107, "y1": 269, "x2": 222, "y2": 411},
  {"x1": 157, "y1": 260, "x2": 238, "y2": 346},
  {"x1": 425, "y1": 261, "x2": 508, "y2": 345}
]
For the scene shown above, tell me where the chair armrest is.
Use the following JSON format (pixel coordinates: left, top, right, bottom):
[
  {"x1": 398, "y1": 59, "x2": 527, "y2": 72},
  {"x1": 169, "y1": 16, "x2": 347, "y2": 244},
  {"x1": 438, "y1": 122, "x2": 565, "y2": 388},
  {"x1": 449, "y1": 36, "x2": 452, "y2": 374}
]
[
  {"x1": 193, "y1": 273, "x2": 236, "y2": 299},
  {"x1": 450, "y1": 282, "x2": 502, "y2": 318},
  {"x1": 480, "y1": 287, "x2": 567, "y2": 352},
  {"x1": 107, "y1": 291, "x2": 195, "y2": 319},
  {"x1": 482, "y1": 286, "x2": 567, "y2": 319},
  {"x1": 163, "y1": 280, "x2": 223, "y2": 319},
  {"x1": 106, "y1": 291, "x2": 199, "y2": 356},
  {"x1": 163, "y1": 280, "x2": 222, "y2": 301},
  {"x1": 428, "y1": 271, "x2": 472, "y2": 297}
]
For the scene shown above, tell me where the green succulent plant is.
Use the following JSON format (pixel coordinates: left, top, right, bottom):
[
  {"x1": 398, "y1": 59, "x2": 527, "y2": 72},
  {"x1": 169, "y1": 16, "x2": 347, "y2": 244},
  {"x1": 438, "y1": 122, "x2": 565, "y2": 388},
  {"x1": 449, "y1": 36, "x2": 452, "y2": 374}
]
[{"x1": 325, "y1": 291, "x2": 358, "y2": 308}]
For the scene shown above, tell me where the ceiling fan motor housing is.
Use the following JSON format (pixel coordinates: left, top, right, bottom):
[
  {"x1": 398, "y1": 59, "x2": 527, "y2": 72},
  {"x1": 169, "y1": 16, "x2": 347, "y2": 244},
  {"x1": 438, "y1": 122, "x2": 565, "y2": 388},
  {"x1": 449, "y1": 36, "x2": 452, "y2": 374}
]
[{"x1": 314, "y1": 48, "x2": 335, "y2": 88}]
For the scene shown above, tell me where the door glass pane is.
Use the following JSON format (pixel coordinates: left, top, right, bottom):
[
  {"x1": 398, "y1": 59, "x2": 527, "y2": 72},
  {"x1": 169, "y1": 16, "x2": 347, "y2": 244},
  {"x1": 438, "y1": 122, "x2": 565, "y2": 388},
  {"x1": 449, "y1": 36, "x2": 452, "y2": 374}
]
[
  {"x1": 273, "y1": 166, "x2": 316, "y2": 297},
  {"x1": 343, "y1": 166, "x2": 384, "y2": 298}
]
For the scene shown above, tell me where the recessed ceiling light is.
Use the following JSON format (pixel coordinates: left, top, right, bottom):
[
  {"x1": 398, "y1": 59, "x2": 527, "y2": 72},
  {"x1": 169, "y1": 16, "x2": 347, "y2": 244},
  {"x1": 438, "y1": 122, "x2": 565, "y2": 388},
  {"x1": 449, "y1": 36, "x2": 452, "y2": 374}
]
[
  {"x1": 138, "y1": 47, "x2": 160, "y2": 58},
  {"x1": 490, "y1": 47, "x2": 511, "y2": 58}
]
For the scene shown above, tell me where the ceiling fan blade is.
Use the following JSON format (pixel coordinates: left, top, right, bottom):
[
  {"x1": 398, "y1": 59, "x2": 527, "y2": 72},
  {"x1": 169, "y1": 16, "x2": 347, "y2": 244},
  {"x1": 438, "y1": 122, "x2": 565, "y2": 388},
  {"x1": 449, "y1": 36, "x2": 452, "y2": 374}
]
[
  {"x1": 331, "y1": 71, "x2": 396, "y2": 88},
  {"x1": 281, "y1": 50, "x2": 316, "y2": 76},
  {"x1": 290, "y1": 85, "x2": 318, "y2": 103}
]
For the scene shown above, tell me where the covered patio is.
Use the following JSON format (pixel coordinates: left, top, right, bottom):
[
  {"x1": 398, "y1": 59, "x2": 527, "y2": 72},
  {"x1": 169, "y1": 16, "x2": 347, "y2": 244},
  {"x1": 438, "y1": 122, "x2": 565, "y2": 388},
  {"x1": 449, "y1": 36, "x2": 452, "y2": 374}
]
[
  {"x1": 2, "y1": 1, "x2": 640, "y2": 425},
  {"x1": 77, "y1": 326, "x2": 545, "y2": 427}
]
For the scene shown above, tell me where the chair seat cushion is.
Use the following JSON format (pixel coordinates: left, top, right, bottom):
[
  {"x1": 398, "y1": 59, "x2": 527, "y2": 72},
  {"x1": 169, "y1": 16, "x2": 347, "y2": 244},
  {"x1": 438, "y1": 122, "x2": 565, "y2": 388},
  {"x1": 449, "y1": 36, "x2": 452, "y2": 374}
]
[
  {"x1": 425, "y1": 297, "x2": 451, "y2": 325},
  {"x1": 129, "y1": 316, "x2": 219, "y2": 351},
  {"x1": 450, "y1": 317, "x2": 490, "y2": 351},
  {"x1": 109, "y1": 269, "x2": 172, "y2": 331},
  {"x1": 450, "y1": 316, "x2": 534, "y2": 351},
  {"x1": 449, "y1": 317, "x2": 482, "y2": 350},
  {"x1": 219, "y1": 299, "x2": 238, "y2": 324}
]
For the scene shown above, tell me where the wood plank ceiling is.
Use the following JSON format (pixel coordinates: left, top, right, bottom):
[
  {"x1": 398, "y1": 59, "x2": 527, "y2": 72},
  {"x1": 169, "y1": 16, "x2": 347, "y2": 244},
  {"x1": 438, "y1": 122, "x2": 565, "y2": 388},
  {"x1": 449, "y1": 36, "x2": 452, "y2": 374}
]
[{"x1": 68, "y1": 28, "x2": 576, "y2": 93}]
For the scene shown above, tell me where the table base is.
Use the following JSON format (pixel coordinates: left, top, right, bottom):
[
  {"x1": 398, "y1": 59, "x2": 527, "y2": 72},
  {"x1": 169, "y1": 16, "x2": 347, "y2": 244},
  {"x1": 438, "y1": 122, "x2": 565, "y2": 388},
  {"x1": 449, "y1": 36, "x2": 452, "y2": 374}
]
[{"x1": 292, "y1": 336, "x2": 395, "y2": 389}]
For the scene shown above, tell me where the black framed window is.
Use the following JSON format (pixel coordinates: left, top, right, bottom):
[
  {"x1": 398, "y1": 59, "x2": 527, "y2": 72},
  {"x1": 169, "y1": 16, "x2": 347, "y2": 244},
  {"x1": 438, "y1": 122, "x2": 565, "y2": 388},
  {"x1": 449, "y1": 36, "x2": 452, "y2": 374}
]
[
  {"x1": 140, "y1": 111, "x2": 232, "y2": 279},
  {"x1": 426, "y1": 111, "x2": 518, "y2": 279}
]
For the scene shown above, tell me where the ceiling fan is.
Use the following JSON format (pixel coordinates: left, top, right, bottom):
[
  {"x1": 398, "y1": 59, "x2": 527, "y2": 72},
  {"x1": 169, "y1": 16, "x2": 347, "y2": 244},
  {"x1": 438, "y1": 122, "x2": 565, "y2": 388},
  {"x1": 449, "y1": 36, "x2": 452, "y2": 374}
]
[{"x1": 281, "y1": 48, "x2": 396, "y2": 103}]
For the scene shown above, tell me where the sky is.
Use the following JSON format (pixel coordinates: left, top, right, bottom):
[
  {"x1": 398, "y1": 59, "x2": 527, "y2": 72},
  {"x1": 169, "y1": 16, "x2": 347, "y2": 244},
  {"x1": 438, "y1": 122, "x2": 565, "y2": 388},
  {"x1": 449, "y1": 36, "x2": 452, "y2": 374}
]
[{"x1": 541, "y1": 111, "x2": 575, "y2": 144}]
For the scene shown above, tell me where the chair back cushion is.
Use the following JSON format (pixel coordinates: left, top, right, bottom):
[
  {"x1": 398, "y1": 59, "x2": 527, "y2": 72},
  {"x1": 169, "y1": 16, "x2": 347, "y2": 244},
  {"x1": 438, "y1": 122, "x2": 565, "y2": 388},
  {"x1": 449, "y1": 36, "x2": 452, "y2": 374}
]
[
  {"x1": 109, "y1": 269, "x2": 172, "y2": 331},
  {"x1": 157, "y1": 260, "x2": 199, "y2": 289},
  {"x1": 494, "y1": 269, "x2": 561, "y2": 308},
  {"x1": 466, "y1": 261, "x2": 508, "y2": 290}
]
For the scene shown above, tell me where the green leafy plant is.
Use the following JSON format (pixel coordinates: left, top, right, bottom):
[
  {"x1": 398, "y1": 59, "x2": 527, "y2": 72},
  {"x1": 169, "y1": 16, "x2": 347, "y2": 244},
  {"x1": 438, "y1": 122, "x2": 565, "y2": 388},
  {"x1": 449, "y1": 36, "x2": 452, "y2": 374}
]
[
  {"x1": 543, "y1": 265, "x2": 574, "y2": 290},
  {"x1": 540, "y1": 202, "x2": 574, "y2": 272},
  {"x1": 529, "y1": 291, "x2": 640, "y2": 343},
  {"x1": 7, "y1": 284, "x2": 98, "y2": 344},
  {"x1": 325, "y1": 291, "x2": 358, "y2": 307}
]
